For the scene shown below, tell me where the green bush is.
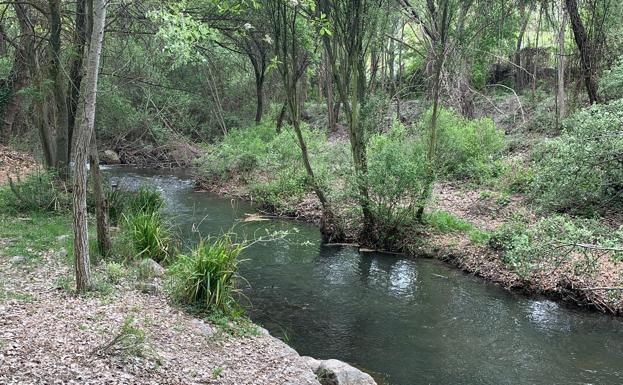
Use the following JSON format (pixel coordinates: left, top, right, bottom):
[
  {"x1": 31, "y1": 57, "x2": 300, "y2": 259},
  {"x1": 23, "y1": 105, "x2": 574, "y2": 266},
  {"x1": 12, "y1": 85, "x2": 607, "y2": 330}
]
[
  {"x1": 491, "y1": 215, "x2": 623, "y2": 278},
  {"x1": 600, "y1": 57, "x2": 623, "y2": 102},
  {"x1": 0, "y1": 170, "x2": 70, "y2": 214},
  {"x1": 421, "y1": 107, "x2": 505, "y2": 181},
  {"x1": 364, "y1": 122, "x2": 428, "y2": 248},
  {"x1": 123, "y1": 211, "x2": 173, "y2": 264},
  {"x1": 530, "y1": 99, "x2": 623, "y2": 213},
  {"x1": 167, "y1": 235, "x2": 244, "y2": 314}
]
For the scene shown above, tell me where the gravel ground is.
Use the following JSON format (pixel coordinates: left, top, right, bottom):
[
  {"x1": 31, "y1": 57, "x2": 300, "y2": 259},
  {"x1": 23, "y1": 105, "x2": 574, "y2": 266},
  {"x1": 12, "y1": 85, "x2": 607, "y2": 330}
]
[{"x1": 0, "y1": 245, "x2": 319, "y2": 385}]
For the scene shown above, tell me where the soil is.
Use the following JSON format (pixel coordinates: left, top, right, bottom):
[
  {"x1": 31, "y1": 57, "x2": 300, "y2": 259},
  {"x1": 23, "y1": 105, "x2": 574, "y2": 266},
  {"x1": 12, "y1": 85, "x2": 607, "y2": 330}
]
[
  {"x1": 0, "y1": 145, "x2": 38, "y2": 185},
  {"x1": 0, "y1": 238, "x2": 318, "y2": 385}
]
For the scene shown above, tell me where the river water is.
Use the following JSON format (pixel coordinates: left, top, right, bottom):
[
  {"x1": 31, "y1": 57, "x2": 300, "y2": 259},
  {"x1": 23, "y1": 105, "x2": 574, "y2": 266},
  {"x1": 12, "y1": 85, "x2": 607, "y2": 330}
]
[{"x1": 107, "y1": 167, "x2": 623, "y2": 385}]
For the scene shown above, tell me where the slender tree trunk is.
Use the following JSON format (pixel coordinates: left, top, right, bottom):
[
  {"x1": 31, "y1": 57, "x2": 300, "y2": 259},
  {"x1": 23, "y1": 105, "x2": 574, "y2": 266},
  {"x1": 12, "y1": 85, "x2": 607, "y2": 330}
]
[
  {"x1": 556, "y1": 1, "x2": 568, "y2": 126},
  {"x1": 68, "y1": 0, "x2": 88, "y2": 158},
  {"x1": 73, "y1": 0, "x2": 107, "y2": 292},
  {"x1": 514, "y1": 4, "x2": 532, "y2": 89},
  {"x1": 1, "y1": 49, "x2": 28, "y2": 141},
  {"x1": 250, "y1": 55, "x2": 265, "y2": 125},
  {"x1": 566, "y1": 0, "x2": 599, "y2": 104},
  {"x1": 276, "y1": 99, "x2": 286, "y2": 133},
  {"x1": 49, "y1": 0, "x2": 70, "y2": 178},
  {"x1": 324, "y1": 53, "x2": 338, "y2": 132},
  {"x1": 89, "y1": 134, "x2": 111, "y2": 256}
]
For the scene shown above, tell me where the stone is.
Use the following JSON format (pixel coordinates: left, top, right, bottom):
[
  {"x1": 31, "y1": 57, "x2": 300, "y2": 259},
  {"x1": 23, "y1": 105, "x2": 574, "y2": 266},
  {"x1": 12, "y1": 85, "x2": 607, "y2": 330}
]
[
  {"x1": 135, "y1": 282, "x2": 158, "y2": 294},
  {"x1": 139, "y1": 258, "x2": 165, "y2": 278},
  {"x1": 56, "y1": 235, "x2": 70, "y2": 243},
  {"x1": 101, "y1": 150, "x2": 121, "y2": 165},
  {"x1": 316, "y1": 359, "x2": 377, "y2": 385},
  {"x1": 192, "y1": 319, "x2": 215, "y2": 337},
  {"x1": 301, "y1": 356, "x2": 322, "y2": 373},
  {"x1": 10, "y1": 255, "x2": 26, "y2": 264}
]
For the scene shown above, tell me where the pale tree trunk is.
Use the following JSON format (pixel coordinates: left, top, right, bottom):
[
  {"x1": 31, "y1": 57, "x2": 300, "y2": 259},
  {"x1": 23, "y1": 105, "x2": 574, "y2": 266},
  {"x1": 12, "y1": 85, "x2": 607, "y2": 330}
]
[
  {"x1": 556, "y1": 1, "x2": 568, "y2": 126},
  {"x1": 73, "y1": 0, "x2": 107, "y2": 292}
]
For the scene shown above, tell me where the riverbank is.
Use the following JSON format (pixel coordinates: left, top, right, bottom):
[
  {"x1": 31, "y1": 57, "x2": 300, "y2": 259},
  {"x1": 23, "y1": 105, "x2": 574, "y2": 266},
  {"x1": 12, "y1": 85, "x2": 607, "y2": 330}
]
[
  {"x1": 195, "y1": 174, "x2": 623, "y2": 316},
  {"x1": 0, "y1": 212, "x2": 380, "y2": 384}
]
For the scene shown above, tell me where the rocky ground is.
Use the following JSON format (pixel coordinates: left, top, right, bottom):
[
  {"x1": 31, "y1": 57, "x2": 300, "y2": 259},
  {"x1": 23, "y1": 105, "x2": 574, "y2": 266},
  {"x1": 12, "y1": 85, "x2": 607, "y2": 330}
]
[{"x1": 0, "y1": 235, "x2": 325, "y2": 384}]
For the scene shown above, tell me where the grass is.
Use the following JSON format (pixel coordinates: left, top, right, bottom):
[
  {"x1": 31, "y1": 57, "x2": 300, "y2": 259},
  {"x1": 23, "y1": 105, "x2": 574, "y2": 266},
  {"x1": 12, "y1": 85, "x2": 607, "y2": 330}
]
[
  {"x1": 425, "y1": 211, "x2": 490, "y2": 244},
  {"x1": 167, "y1": 235, "x2": 244, "y2": 315},
  {"x1": 0, "y1": 213, "x2": 71, "y2": 263},
  {"x1": 123, "y1": 212, "x2": 173, "y2": 264}
]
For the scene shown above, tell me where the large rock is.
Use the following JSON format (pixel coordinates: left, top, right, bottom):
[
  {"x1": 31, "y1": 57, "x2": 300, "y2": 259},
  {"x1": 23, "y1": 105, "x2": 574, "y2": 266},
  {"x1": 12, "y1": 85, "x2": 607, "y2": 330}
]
[
  {"x1": 315, "y1": 359, "x2": 376, "y2": 385},
  {"x1": 138, "y1": 258, "x2": 165, "y2": 278},
  {"x1": 101, "y1": 150, "x2": 120, "y2": 165}
]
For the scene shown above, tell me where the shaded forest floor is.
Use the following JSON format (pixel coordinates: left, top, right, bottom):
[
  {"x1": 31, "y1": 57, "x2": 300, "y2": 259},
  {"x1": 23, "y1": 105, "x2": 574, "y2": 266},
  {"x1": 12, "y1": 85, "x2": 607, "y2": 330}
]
[{"x1": 0, "y1": 213, "x2": 319, "y2": 385}]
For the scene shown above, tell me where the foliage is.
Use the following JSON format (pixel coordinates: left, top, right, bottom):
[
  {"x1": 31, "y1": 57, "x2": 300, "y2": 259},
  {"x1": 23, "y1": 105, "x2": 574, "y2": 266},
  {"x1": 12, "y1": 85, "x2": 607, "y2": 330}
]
[
  {"x1": 600, "y1": 57, "x2": 623, "y2": 101},
  {"x1": 530, "y1": 99, "x2": 623, "y2": 213},
  {"x1": 123, "y1": 211, "x2": 173, "y2": 264},
  {"x1": 422, "y1": 107, "x2": 505, "y2": 181},
  {"x1": 167, "y1": 234, "x2": 244, "y2": 314},
  {"x1": 491, "y1": 215, "x2": 623, "y2": 278},
  {"x1": 104, "y1": 261, "x2": 127, "y2": 284},
  {"x1": 0, "y1": 170, "x2": 70, "y2": 214},
  {"x1": 126, "y1": 187, "x2": 164, "y2": 216},
  {"x1": 364, "y1": 122, "x2": 427, "y2": 248}
]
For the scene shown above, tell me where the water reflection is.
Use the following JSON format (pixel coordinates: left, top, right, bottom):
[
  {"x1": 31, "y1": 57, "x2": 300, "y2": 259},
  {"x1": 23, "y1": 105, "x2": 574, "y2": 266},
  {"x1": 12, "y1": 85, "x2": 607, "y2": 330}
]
[{"x1": 104, "y1": 167, "x2": 623, "y2": 385}]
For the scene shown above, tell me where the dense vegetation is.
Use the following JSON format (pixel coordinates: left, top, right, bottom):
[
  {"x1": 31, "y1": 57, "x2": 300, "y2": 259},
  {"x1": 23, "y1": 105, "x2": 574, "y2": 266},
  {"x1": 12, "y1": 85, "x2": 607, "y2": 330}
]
[{"x1": 0, "y1": 0, "x2": 622, "y2": 313}]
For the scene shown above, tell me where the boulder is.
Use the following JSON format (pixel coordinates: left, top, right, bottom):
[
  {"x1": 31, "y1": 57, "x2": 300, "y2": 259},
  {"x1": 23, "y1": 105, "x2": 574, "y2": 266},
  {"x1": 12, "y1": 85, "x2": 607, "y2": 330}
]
[
  {"x1": 315, "y1": 359, "x2": 376, "y2": 385},
  {"x1": 101, "y1": 150, "x2": 121, "y2": 165},
  {"x1": 138, "y1": 258, "x2": 165, "y2": 278}
]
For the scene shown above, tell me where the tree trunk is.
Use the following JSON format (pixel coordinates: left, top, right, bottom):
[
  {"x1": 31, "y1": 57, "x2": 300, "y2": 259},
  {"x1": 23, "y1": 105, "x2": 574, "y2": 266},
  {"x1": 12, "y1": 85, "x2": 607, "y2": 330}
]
[
  {"x1": 566, "y1": 0, "x2": 599, "y2": 104},
  {"x1": 73, "y1": 0, "x2": 107, "y2": 292},
  {"x1": 89, "y1": 134, "x2": 111, "y2": 256},
  {"x1": 324, "y1": 53, "x2": 338, "y2": 132},
  {"x1": 250, "y1": 55, "x2": 265, "y2": 125},
  {"x1": 1, "y1": 48, "x2": 28, "y2": 141},
  {"x1": 49, "y1": 0, "x2": 70, "y2": 178},
  {"x1": 514, "y1": 4, "x2": 533, "y2": 90},
  {"x1": 67, "y1": 0, "x2": 88, "y2": 159},
  {"x1": 556, "y1": 1, "x2": 568, "y2": 126}
]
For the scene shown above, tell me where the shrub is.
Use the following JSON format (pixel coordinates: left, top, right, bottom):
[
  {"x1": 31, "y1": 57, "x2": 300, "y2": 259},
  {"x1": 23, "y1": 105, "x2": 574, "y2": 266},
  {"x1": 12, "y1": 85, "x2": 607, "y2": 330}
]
[
  {"x1": 0, "y1": 170, "x2": 70, "y2": 213},
  {"x1": 420, "y1": 107, "x2": 505, "y2": 181},
  {"x1": 530, "y1": 99, "x2": 623, "y2": 213},
  {"x1": 364, "y1": 122, "x2": 428, "y2": 248},
  {"x1": 123, "y1": 211, "x2": 173, "y2": 264},
  {"x1": 491, "y1": 215, "x2": 623, "y2": 278},
  {"x1": 600, "y1": 57, "x2": 623, "y2": 102},
  {"x1": 167, "y1": 235, "x2": 244, "y2": 314}
]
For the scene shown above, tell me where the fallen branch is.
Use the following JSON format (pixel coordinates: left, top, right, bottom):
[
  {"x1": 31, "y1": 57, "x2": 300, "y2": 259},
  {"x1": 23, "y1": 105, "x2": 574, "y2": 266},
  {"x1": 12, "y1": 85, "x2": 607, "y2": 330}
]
[{"x1": 578, "y1": 287, "x2": 623, "y2": 291}]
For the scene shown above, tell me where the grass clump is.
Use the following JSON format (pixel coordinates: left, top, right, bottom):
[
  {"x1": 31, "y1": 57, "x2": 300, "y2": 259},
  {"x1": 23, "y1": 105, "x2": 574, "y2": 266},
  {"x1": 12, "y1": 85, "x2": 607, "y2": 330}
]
[
  {"x1": 95, "y1": 315, "x2": 146, "y2": 358},
  {"x1": 425, "y1": 211, "x2": 490, "y2": 244},
  {"x1": 123, "y1": 211, "x2": 173, "y2": 264},
  {"x1": 0, "y1": 170, "x2": 70, "y2": 214},
  {"x1": 167, "y1": 234, "x2": 244, "y2": 315}
]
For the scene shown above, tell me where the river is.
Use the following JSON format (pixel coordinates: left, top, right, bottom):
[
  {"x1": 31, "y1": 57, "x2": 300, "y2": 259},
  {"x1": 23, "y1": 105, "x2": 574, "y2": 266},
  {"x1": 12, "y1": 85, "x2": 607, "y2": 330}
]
[{"x1": 107, "y1": 167, "x2": 623, "y2": 385}]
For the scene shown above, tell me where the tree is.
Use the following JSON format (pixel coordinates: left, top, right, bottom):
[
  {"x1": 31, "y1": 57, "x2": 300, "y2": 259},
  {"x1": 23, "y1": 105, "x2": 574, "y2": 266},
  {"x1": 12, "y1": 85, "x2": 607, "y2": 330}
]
[
  {"x1": 73, "y1": 0, "x2": 107, "y2": 292},
  {"x1": 566, "y1": 0, "x2": 600, "y2": 104},
  {"x1": 268, "y1": 0, "x2": 343, "y2": 242},
  {"x1": 320, "y1": 0, "x2": 388, "y2": 243}
]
